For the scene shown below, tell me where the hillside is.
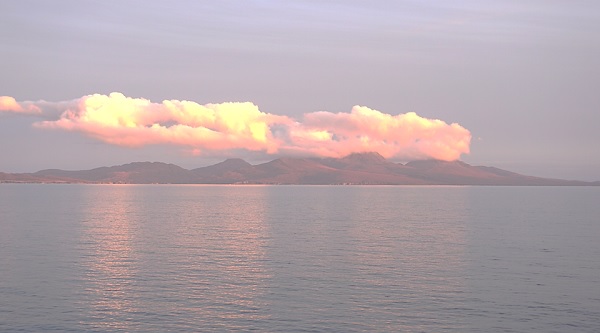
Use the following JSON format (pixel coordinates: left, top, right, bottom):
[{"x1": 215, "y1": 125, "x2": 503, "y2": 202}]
[{"x1": 1, "y1": 153, "x2": 597, "y2": 185}]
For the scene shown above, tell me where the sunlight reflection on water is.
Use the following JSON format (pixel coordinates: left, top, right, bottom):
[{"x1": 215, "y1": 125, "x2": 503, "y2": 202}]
[
  {"x1": 1, "y1": 185, "x2": 599, "y2": 332},
  {"x1": 77, "y1": 185, "x2": 273, "y2": 331}
]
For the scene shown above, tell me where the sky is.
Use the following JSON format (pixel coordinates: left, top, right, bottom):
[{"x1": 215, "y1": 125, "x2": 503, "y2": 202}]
[{"x1": 1, "y1": 0, "x2": 599, "y2": 180}]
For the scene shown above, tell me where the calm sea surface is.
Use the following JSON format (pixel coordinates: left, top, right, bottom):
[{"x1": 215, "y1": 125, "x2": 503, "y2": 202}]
[{"x1": 1, "y1": 185, "x2": 599, "y2": 332}]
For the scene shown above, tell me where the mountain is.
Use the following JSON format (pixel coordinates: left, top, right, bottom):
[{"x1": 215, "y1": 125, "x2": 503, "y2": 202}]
[
  {"x1": 191, "y1": 158, "x2": 255, "y2": 183},
  {"x1": 30, "y1": 162, "x2": 193, "y2": 184},
  {"x1": 1, "y1": 152, "x2": 598, "y2": 185}
]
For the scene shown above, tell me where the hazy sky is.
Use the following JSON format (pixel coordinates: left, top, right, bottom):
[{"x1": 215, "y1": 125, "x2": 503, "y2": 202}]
[{"x1": 1, "y1": 0, "x2": 599, "y2": 180}]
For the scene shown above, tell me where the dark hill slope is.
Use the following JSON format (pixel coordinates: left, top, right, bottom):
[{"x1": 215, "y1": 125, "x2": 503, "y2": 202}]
[{"x1": 1, "y1": 153, "x2": 597, "y2": 185}]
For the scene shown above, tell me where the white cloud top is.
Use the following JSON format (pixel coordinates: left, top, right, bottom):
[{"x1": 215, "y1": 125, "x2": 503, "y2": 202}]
[{"x1": 1, "y1": 93, "x2": 471, "y2": 161}]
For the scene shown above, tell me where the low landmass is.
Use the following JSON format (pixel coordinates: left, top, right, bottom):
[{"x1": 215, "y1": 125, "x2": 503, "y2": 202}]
[{"x1": 1, "y1": 152, "x2": 598, "y2": 185}]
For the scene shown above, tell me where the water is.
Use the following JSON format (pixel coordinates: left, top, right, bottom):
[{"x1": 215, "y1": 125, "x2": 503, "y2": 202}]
[{"x1": 1, "y1": 185, "x2": 599, "y2": 332}]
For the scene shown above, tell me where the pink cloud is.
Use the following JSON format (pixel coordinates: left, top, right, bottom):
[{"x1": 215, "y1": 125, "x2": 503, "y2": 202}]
[
  {"x1": 6, "y1": 92, "x2": 471, "y2": 161},
  {"x1": 286, "y1": 106, "x2": 471, "y2": 161},
  {"x1": 0, "y1": 96, "x2": 42, "y2": 114},
  {"x1": 34, "y1": 93, "x2": 289, "y2": 154}
]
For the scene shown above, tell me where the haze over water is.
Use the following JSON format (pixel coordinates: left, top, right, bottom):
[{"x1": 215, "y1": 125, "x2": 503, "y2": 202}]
[{"x1": 1, "y1": 185, "x2": 599, "y2": 332}]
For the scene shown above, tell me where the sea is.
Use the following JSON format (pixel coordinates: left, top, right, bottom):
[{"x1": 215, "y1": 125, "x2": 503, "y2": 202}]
[{"x1": 1, "y1": 184, "x2": 599, "y2": 332}]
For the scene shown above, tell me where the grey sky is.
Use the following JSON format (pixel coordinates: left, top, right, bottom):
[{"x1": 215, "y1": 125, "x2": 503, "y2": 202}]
[{"x1": 1, "y1": 0, "x2": 599, "y2": 180}]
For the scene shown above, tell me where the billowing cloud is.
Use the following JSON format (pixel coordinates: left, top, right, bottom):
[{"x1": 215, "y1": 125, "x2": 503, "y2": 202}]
[
  {"x1": 0, "y1": 92, "x2": 471, "y2": 161},
  {"x1": 286, "y1": 106, "x2": 471, "y2": 161}
]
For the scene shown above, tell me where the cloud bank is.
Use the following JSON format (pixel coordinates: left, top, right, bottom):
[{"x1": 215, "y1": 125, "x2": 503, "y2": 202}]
[{"x1": 1, "y1": 92, "x2": 471, "y2": 161}]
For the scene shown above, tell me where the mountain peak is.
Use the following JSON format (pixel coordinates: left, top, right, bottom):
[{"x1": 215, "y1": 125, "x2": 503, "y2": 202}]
[
  {"x1": 341, "y1": 152, "x2": 386, "y2": 163},
  {"x1": 192, "y1": 158, "x2": 253, "y2": 175},
  {"x1": 220, "y1": 158, "x2": 252, "y2": 167}
]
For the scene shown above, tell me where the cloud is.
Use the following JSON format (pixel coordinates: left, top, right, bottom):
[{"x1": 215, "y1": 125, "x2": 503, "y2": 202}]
[
  {"x1": 285, "y1": 106, "x2": 471, "y2": 161},
  {"x1": 1, "y1": 92, "x2": 471, "y2": 161},
  {"x1": 0, "y1": 96, "x2": 42, "y2": 114}
]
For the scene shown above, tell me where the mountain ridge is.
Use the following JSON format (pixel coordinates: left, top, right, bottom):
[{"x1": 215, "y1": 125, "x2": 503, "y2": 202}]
[{"x1": 1, "y1": 152, "x2": 598, "y2": 185}]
